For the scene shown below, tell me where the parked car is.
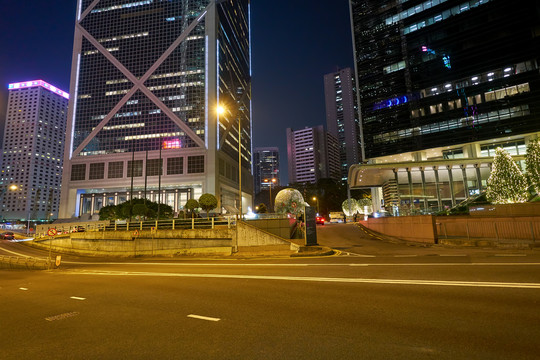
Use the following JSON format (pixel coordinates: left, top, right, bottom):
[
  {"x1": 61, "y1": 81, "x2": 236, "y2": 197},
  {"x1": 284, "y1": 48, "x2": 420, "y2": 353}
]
[
  {"x1": 315, "y1": 216, "x2": 325, "y2": 225},
  {"x1": 1, "y1": 232, "x2": 15, "y2": 240}
]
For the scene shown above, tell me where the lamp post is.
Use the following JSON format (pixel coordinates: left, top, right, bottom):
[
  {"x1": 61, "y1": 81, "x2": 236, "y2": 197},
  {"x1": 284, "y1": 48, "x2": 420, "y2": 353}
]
[
  {"x1": 312, "y1": 196, "x2": 319, "y2": 215},
  {"x1": 218, "y1": 88, "x2": 245, "y2": 219},
  {"x1": 263, "y1": 178, "x2": 277, "y2": 211}
]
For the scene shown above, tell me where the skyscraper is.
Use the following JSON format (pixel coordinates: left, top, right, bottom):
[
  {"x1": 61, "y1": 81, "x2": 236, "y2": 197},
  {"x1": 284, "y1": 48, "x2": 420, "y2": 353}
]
[
  {"x1": 1, "y1": 80, "x2": 68, "y2": 221},
  {"x1": 349, "y1": 0, "x2": 540, "y2": 213},
  {"x1": 253, "y1": 147, "x2": 280, "y2": 195},
  {"x1": 286, "y1": 126, "x2": 340, "y2": 184},
  {"x1": 59, "y1": 0, "x2": 252, "y2": 218},
  {"x1": 350, "y1": 0, "x2": 540, "y2": 160},
  {"x1": 324, "y1": 68, "x2": 362, "y2": 181}
]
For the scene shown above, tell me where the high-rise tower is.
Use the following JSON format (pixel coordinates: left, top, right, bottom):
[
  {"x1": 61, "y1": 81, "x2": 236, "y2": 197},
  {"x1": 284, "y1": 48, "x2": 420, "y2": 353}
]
[
  {"x1": 1, "y1": 80, "x2": 68, "y2": 221},
  {"x1": 324, "y1": 68, "x2": 362, "y2": 181},
  {"x1": 59, "y1": 0, "x2": 252, "y2": 218},
  {"x1": 253, "y1": 147, "x2": 280, "y2": 195}
]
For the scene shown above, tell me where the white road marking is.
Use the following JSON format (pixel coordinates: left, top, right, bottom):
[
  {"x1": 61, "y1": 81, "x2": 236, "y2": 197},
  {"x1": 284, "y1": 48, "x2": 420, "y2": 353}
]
[
  {"x1": 0, "y1": 247, "x2": 34, "y2": 258},
  {"x1": 188, "y1": 314, "x2": 221, "y2": 322},
  {"x1": 70, "y1": 296, "x2": 86, "y2": 301},
  {"x1": 65, "y1": 270, "x2": 540, "y2": 289},
  {"x1": 494, "y1": 254, "x2": 527, "y2": 257},
  {"x1": 45, "y1": 312, "x2": 80, "y2": 322},
  {"x1": 19, "y1": 288, "x2": 28, "y2": 291}
]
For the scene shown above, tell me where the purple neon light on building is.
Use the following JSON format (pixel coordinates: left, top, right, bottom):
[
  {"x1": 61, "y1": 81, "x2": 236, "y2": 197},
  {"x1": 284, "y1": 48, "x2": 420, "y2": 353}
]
[{"x1": 8, "y1": 80, "x2": 69, "y2": 99}]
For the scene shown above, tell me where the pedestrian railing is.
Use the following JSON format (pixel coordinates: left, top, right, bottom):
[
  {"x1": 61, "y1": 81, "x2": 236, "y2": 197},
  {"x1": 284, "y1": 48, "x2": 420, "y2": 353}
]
[{"x1": 105, "y1": 217, "x2": 234, "y2": 232}]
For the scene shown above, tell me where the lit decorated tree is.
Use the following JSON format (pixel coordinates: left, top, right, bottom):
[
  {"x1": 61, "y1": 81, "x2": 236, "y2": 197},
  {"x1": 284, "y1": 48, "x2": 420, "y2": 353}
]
[
  {"x1": 525, "y1": 139, "x2": 540, "y2": 195},
  {"x1": 274, "y1": 188, "x2": 308, "y2": 216},
  {"x1": 342, "y1": 199, "x2": 359, "y2": 216},
  {"x1": 357, "y1": 198, "x2": 373, "y2": 215},
  {"x1": 486, "y1": 147, "x2": 528, "y2": 204}
]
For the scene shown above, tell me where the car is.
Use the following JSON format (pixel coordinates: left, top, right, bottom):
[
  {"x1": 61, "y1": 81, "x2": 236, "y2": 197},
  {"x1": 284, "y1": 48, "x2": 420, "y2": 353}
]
[
  {"x1": 315, "y1": 216, "x2": 325, "y2": 225},
  {"x1": 1, "y1": 232, "x2": 15, "y2": 240}
]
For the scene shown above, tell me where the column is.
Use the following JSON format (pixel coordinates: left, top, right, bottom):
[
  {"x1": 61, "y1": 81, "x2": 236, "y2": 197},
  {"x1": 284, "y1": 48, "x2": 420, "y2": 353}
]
[
  {"x1": 461, "y1": 165, "x2": 469, "y2": 198},
  {"x1": 90, "y1": 194, "x2": 95, "y2": 216},
  {"x1": 447, "y1": 165, "x2": 456, "y2": 206},
  {"x1": 406, "y1": 167, "x2": 413, "y2": 210},
  {"x1": 174, "y1": 189, "x2": 179, "y2": 212},
  {"x1": 433, "y1": 166, "x2": 442, "y2": 209},
  {"x1": 420, "y1": 167, "x2": 428, "y2": 211},
  {"x1": 475, "y1": 164, "x2": 483, "y2": 191},
  {"x1": 393, "y1": 169, "x2": 401, "y2": 209}
]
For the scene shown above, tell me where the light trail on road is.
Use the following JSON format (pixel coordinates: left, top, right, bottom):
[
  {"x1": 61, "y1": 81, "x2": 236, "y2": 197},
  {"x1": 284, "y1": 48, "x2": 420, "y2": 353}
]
[{"x1": 62, "y1": 269, "x2": 540, "y2": 289}]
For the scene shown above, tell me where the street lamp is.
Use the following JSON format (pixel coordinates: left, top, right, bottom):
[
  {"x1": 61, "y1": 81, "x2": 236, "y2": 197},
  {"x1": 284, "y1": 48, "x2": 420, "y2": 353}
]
[
  {"x1": 312, "y1": 196, "x2": 320, "y2": 215},
  {"x1": 218, "y1": 87, "x2": 245, "y2": 219},
  {"x1": 263, "y1": 178, "x2": 277, "y2": 211}
]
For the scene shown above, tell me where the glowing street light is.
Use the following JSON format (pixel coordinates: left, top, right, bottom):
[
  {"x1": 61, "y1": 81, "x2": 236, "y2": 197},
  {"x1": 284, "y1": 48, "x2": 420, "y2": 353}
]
[
  {"x1": 312, "y1": 196, "x2": 320, "y2": 215},
  {"x1": 263, "y1": 178, "x2": 277, "y2": 210}
]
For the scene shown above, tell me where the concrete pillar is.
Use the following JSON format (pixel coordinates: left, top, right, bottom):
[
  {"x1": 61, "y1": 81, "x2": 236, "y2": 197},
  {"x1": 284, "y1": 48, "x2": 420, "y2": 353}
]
[
  {"x1": 475, "y1": 164, "x2": 483, "y2": 191},
  {"x1": 461, "y1": 165, "x2": 469, "y2": 198},
  {"x1": 420, "y1": 167, "x2": 428, "y2": 211},
  {"x1": 90, "y1": 194, "x2": 95, "y2": 216},
  {"x1": 406, "y1": 168, "x2": 413, "y2": 209},
  {"x1": 174, "y1": 189, "x2": 179, "y2": 212},
  {"x1": 433, "y1": 166, "x2": 442, "y2": 209},
  {"x1": 393, "y1": 168, "x2": 401, "y2": 209},
  {"x1": 447, "y1": 165, "x2": 456, "y2": 206}
]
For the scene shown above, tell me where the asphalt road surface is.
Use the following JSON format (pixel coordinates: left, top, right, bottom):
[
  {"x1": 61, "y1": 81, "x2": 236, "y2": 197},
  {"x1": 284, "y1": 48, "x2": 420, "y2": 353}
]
[{"x1": 1, "y1": 224, "x2": 540, "y2": 359}]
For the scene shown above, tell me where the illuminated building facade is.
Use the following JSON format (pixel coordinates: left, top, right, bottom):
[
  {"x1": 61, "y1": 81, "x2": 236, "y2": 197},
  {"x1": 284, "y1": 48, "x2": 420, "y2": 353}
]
[
  {"x1": 350, "y1": 0, "x2": 540, "y2": 159},
  {"x1": 286, "y1": 126, "x2": 340, "y2": 185},
  {"x1": 349, "y1": 0, "x2": 540, "y2": 213},
  {"x1": 59, "y1": 0, "x2": 252, "y2": 218},
  {"x1": 1, "y1": 81, "x2": 68, "y2": 221},
  {"x1": 324, "y1": 68, "x2": 362, "y2": 181},
  {"x1": 253, "y1": 147, "x2": 279, "y2": 195}
]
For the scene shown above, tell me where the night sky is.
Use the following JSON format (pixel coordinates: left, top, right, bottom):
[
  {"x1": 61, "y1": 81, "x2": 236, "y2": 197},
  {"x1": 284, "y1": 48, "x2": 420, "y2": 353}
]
[{"x1": 0, "y1": 0, "x2": 354, "y2": 184}]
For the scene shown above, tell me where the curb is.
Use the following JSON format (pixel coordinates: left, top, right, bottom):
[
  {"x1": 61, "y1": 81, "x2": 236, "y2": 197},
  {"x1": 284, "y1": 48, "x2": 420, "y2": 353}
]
[{"x1": 290, "y1": 245, "x2": 336, "y2": 257}]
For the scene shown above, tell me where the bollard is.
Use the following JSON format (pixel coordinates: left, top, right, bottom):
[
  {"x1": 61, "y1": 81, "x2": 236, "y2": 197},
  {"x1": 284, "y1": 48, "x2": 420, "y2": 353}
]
[
  {"x1": 192, "y1": 218, "x2": 195, "y2": 230},
  {"x1": 172, "y1": 219, "x2": 175, "y2": 230},
  {"x1": 212, "y1": 217, "x2": 215, "y2": 229}
]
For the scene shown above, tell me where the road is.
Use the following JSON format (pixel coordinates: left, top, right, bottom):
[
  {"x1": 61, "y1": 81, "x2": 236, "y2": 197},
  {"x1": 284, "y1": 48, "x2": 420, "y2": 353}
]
[{"x1": 1, "y1": 224, "x2": 540, "y2": 359}]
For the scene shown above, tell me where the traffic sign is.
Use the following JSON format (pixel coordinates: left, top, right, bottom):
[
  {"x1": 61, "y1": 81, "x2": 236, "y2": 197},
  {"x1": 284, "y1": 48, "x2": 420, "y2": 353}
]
[{"x1": 47, "y1": 228, "x2": 57, "y2": 237}]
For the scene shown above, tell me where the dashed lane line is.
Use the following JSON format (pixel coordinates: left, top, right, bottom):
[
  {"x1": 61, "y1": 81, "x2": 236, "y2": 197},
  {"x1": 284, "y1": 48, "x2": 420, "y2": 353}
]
[
  {"x1": 70, "y1": 296, "x2": 86, "y2": 301},
  {"x1": 187, "y1": 314, "x2": 221, "y2": 322}
]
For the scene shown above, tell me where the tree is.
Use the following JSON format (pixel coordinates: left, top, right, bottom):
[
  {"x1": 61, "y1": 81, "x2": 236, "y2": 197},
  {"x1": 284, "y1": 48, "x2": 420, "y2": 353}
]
[
  {"x1": 256, "y1": 203, "x2": 267, "y2": 213},
  {"x1": 486, "y1": 147, "x2": 529, "y2": 204},
  {"x1": 198, "y1": 193, "x2": 218, "y2": 216},
  {"x1": 342, "y1": 199, "x2": 359, "y2": 216},
  {"x1": 526, "y1": 139, "x2": 540, "y2": 195},
  {"x1": 98, "y1": 205, "x2": 117, "y2": 221},
  {"x1": 185, "y1": 199, "x2": 200, "y2": 218},
  {"x1": 132, "y1": 204, "x2": 148, "y2": 220}
]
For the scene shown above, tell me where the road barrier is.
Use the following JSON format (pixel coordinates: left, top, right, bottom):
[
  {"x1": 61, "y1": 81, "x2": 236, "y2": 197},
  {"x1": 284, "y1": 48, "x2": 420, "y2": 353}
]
[{"x1": 0, "y1": 255, "x2": 49, "y2": 270}]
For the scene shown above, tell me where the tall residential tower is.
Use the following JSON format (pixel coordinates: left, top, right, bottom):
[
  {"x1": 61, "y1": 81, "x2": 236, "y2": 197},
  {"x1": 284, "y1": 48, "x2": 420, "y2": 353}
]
[
  {"x1": 1, "y1": 81, "x2": 68, "y2": 221},
  {"x1": 324, "y1": 68, "x2": 362, "y2": 181},
  {"x1": 286, "y1": 126, "x2": 340, "y2": 185},
  {"x1": 59, "y1": 0, "x2": 252, "y2": 218}
]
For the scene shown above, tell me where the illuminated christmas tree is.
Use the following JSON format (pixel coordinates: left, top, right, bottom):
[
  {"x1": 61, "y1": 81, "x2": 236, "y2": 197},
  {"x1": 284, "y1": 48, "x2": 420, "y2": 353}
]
[
  {"x1": 525, "y1": 139, "x2": 540, "y2": 195},
  {"x1": 486, "y1": 147, "x2": 528, "y2": 204}
]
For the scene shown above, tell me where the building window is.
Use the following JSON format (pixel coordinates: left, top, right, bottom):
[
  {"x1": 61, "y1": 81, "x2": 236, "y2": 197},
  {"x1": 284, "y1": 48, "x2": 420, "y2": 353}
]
[
  {"x1": 127, "y1": 160, "x2": 143, "y2": 177},
  {"x1": 443, "y1": 149, "x2": 464, "y2": 159},
  {"x1": 108, "y1": 161, "x2": 124, "y2": 178},
  {"x1": 167, "y1": 157, "x2": 183, "y2": 175},
  {"x1": 187, "y1": 155, "x2": 205, "y2": 174},
  {"x1": 71, "y1": 164, "x2": 86, "y2": 181},
  {"x1": 89, "y1": 162, "x2": 105, "y2": 180},
  {"x1": 480, "y1": 140, "x2": 526, "y2": 157},
  {"x1": 146, "y1": 159, "x2": 163, "y2": 176}
]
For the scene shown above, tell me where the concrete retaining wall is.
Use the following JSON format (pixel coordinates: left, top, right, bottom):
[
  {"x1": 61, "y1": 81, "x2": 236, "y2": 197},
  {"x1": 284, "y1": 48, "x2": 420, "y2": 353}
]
[
  {"x1": 31, "y1": 229, "x2": 234, "y2": 257},
  {"x1": 0, "y1": 255, "x2": 49, "y2": 270},
  {"x1": 363, "y1": 215, "x2": 438, "y2": 244},
  {"x1": 469, "y1": 203, "x2": 540, "y2": 216},
  {"x1": 236, "y1": 222, "x2": 297, "y2": 252},
  {"x1": 244, "y1": 218, "x2": 293, "y2": 239}
]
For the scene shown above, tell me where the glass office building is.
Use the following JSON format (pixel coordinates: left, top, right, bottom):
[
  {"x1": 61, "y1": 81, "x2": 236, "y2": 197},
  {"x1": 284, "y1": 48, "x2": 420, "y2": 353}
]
[
  {"x1": 59, "y1": 0, "x2": 252, "y2": 218},
  {"x1": 253, "y1": 147, "x2": 280, "y2": 195},
  {"x1": 350, "y1": 0, "x2": 540, "y2": 159},
  {"x1": 349, "y1": 0, "x2": 540, "y2": 214}
]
